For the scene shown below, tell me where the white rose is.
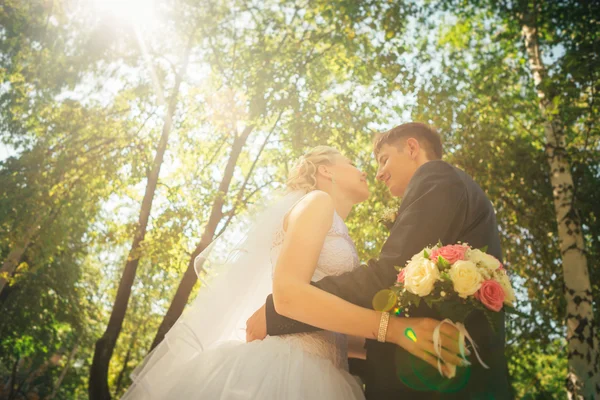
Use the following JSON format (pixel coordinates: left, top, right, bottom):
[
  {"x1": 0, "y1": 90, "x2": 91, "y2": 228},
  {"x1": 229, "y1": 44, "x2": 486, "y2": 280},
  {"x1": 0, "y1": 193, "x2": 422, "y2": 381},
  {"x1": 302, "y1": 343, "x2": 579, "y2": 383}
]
[
  {"x1": 404, "y1": 257, "x2": 440, "y2": 297},
  {"x1": 449, "y1": 260, "x2": 483, "y2": 298},
  {"x1": 494, "y1": 270, "x2": 516, "y2": 306},
  {"x1": 467, "y1": 249, "x2": 501, "y2": 276},
  {"x1": 409, "y1": 246, "x2": 435, "y2": 264}
]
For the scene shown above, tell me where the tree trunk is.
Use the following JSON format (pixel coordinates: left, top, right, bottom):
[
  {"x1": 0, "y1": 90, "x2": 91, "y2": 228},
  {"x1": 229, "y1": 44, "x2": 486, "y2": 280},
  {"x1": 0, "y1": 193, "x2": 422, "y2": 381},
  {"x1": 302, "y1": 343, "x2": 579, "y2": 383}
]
[
  {"x1": 149, "y1": 125, "x2": 253, "y2": 350},
  {"x1": 0, "y1": 221, "x2": 39, "y2": 294},
  {"x1": 112, "y1": 331, "x2": 137, "y2": 397},
  {"x1": 521, "y1": 10, "x2": 600, "y2": 400},
  {"x1": 88, "y1": 32, "x2": 195, "y2": 400},
  {"x1": 7, "y1": 357, "x2": 20, "y2": 400},
  {"x1": 47, "y1": 344, "x2": 78, "y2": 400}
]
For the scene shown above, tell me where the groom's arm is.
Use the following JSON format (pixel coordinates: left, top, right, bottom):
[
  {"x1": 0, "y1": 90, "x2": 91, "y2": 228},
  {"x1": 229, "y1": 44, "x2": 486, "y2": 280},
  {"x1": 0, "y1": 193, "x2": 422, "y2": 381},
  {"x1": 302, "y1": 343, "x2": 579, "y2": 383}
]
[{"x1": 266, "y1": 161, "x2": 468, "y2": 336}]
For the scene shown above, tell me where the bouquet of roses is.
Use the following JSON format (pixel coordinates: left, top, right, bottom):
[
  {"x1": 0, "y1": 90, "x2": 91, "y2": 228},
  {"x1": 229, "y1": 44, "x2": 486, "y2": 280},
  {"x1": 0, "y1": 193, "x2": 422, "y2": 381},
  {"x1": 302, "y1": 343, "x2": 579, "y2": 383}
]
[
  {"x1": 392, "y1": 242, "x2": 516, "y2": 333},
  {"x1": 378, "y1": 243, "x2": 518, "y2": 389}
]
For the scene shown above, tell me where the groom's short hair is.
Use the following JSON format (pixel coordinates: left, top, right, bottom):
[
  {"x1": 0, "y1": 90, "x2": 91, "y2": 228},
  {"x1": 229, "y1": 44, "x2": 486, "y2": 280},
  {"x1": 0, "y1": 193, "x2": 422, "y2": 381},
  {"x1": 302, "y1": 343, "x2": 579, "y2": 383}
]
[{"x1": 374, "y1": 122, "x2": 443, "y2": 160}]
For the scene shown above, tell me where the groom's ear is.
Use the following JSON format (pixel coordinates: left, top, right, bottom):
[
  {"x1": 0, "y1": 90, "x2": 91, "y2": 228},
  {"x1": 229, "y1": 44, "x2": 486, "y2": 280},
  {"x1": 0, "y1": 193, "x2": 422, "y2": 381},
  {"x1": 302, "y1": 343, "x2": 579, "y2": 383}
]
[{"x1": 405, "y1": 138, "x2": 421, "y2": 159}]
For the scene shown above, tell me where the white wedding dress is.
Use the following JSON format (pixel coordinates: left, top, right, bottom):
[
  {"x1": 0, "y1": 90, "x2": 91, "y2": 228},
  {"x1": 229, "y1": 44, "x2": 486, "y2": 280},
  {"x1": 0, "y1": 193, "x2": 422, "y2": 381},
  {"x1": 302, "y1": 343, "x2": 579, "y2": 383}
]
[{"x1": 122, "y1": 209, "x2": 366, "y2": 400}]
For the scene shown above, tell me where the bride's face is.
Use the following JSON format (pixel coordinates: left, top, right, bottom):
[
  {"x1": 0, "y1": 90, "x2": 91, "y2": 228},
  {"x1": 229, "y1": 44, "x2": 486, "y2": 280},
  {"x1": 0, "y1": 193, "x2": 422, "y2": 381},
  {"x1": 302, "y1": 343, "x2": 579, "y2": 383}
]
[{"x1": 327, "y1": 155, "x2": 370, "y2": 203}]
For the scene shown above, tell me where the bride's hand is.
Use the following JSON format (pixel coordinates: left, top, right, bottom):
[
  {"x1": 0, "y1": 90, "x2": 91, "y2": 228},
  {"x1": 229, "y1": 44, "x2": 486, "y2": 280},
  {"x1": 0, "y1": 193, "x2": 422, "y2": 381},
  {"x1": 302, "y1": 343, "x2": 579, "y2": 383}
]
[
  {"x1": 246, "y1": 304, "x2": 267, "y2": 342},
  {"x1": 387, "y1": 316, "x2": 467, "y2": 378}
]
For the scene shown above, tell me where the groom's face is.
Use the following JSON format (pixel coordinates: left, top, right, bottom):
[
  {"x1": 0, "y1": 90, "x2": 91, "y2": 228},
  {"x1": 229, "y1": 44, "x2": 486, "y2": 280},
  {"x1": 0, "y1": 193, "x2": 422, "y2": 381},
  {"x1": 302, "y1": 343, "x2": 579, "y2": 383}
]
[{"x1": 375, "y1": 142, "x2": 417, "y2": 197}]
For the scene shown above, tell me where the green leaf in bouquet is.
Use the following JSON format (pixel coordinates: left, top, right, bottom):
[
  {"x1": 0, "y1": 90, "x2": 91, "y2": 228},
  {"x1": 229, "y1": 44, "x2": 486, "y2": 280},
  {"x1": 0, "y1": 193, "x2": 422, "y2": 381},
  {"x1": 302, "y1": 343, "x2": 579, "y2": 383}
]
[
  {"x1": 412, "y1": 295, "x2": 421, "y2": 308},
  {"x1": 435, "y1": 299, "x2": 475, "y2": 325},
  {"x1": 424, "y1": 297, "x2": 433, "y2": 308},
  {"x1": 479, "y1": 245, "x2": 488, "y2": 253},
  {"x1": 437, "y1": 256, "x2": 450, "y2": 269},
  {"x1": 395, "y1": 266, "x2": 402, "y2": 271},
  {"x1": 440, "y1": 272, "x2": 451, "y2": 281},
  {"x1": 436, "y1": 240, "x2": 443, "y2": 248},
  {"x1": 424, "y1": 249, "x2": 430, "y2": 259},
  {"x1": 429, "y1": 295, "x2": 446, "y2": 305}
]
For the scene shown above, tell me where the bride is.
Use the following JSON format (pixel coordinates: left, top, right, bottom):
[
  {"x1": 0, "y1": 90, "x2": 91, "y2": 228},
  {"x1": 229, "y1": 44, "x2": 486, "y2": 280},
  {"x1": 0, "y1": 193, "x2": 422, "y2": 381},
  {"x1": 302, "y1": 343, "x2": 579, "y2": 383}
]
[{"x1": 122, "y1": 146, "x2": 461, "y2": 399}]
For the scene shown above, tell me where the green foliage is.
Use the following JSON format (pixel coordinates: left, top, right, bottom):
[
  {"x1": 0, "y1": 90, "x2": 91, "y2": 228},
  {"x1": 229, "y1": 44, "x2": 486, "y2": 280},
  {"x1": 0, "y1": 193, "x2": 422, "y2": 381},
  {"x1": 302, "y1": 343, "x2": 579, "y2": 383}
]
[
  {"x1": 507, "y1": 339, "x2": 569, "y2": 399},
  {"x1": 0, "y1": 242, "x2": 102, "y2": 399},
  {"x1": 0, "y1": 0, "x2": 596, "y2": 397}
]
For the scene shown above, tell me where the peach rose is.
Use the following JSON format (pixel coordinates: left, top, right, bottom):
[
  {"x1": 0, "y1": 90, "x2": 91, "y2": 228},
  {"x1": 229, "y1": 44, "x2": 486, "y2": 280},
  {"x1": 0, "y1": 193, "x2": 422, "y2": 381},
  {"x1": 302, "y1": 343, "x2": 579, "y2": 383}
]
[
  {"x1": 475, "y1": 280, "x2": 505, "y2": 312},
  {"x1": 430, "y1": 244, "x2": 468, "y2": 264},
  {"x1": 397, "y1": 269, "x2": 406, "y2": 283}
]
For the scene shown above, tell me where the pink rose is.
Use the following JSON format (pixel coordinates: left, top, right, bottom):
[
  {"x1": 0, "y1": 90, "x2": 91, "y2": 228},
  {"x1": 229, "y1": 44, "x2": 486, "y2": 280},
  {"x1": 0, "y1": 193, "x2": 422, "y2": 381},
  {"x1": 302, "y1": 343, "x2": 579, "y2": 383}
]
[
  {"x1": 430, "y1": 245, "x2": 468, "y2": 264},
  {"x1": 498, "y1": 263, "x2": 505, "y2": 271},
  {"x1": 397, "y1": 269, "x2": 406, "y2": 283},
  {"x1": 475, "y1": 280, "x2": 505, "y2": 312}
]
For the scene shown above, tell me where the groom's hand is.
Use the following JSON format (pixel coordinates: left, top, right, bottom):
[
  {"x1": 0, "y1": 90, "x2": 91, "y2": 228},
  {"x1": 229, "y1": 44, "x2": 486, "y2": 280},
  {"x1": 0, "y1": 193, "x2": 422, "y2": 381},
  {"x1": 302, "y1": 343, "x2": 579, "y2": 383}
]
[{"x1": 246, "y1": 304, "x2": 267, "y2": 342}]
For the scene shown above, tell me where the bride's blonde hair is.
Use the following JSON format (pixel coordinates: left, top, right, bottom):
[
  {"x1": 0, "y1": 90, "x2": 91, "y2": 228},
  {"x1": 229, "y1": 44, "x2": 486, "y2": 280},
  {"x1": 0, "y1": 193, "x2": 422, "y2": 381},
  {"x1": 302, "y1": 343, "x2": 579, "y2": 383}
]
[{"x1": 286, "y1": 146, "x2": 341, "y2": 192}]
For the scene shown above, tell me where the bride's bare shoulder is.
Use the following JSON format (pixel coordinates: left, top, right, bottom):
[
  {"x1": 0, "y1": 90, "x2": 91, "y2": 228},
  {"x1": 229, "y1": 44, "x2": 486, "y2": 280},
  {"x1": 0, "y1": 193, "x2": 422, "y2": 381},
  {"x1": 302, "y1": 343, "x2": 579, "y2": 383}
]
[
  {"x1": 286, "y1": 190, "x2": 334, "y2": 228},
  {"x1": 304, "y1": 190, "x2": 333, "y2": 206},
  {"x1": 295, "y1": 190, "x2": 333, "y2": 212}
]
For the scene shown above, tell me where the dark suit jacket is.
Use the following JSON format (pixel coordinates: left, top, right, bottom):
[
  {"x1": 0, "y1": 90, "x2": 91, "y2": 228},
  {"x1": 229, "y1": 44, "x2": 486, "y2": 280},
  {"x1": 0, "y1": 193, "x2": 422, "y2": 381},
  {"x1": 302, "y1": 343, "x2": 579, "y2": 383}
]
[{"x1": 264, "y1": 160, "x2": 512, "y2": 399}]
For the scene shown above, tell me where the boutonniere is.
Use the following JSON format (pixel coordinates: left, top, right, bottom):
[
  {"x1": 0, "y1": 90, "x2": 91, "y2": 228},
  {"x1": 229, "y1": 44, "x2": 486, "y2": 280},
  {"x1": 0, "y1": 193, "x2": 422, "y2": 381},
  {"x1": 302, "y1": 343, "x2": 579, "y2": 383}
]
[{"x1": 379, "y1": 207, "x2": 399, "y2": 230}]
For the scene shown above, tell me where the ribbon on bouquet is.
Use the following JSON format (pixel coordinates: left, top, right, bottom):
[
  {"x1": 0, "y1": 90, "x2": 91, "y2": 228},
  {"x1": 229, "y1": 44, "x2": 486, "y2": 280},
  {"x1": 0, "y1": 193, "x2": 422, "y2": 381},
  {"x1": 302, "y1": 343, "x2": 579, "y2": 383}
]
[{"x1": 432, "y1": 319, "x2": 489, "y2": 378}]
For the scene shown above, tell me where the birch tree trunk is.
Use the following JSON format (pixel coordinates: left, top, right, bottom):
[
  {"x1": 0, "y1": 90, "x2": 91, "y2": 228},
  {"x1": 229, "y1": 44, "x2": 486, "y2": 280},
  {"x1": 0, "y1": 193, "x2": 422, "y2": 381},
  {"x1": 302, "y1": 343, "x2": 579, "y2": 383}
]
[{"x1": 521, "y1": 8, "x2": 600, "y2": 399}]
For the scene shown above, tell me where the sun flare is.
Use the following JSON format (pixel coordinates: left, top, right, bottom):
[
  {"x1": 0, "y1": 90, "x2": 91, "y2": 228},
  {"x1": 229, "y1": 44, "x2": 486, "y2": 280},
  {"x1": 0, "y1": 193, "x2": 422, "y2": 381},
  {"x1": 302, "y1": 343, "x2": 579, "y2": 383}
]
[{"x1": 88, "y1": 0, "x2": 158, "y2": 29}]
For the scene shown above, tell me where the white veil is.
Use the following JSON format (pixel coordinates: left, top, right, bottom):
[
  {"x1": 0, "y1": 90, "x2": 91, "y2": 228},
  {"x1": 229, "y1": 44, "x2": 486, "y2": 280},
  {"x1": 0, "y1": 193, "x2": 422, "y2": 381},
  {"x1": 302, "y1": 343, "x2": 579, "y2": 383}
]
[{"x1": 122, "y1": 190, "x2": 306, "y2": 399}]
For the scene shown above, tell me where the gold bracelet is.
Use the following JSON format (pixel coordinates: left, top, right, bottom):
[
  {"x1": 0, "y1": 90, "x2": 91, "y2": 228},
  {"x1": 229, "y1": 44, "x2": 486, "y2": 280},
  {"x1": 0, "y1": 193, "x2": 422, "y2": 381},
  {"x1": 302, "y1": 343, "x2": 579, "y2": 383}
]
[{"x1": 377, "y1": 312, "x2": 390, "y2": 343}]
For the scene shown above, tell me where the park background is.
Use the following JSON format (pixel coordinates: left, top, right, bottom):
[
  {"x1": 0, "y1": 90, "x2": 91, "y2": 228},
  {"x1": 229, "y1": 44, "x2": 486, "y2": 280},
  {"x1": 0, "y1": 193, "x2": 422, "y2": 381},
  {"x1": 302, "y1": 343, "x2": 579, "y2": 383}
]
[{"x1": 0, "y1": 0, "x2": 598, "y2": 398}]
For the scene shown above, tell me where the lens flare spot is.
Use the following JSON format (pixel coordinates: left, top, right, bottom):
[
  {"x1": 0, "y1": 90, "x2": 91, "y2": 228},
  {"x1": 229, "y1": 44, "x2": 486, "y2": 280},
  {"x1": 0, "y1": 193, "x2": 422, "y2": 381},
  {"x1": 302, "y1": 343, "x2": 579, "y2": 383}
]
[
  {"x1": 372, "y1": 289, "x2": 397, "y2": 312},
  {"x1": 405, "y1": 327, "x2": 417, "y2": 343},
  {"x1": 394, "y1": 307, "x2": 402, "y2": 316}
]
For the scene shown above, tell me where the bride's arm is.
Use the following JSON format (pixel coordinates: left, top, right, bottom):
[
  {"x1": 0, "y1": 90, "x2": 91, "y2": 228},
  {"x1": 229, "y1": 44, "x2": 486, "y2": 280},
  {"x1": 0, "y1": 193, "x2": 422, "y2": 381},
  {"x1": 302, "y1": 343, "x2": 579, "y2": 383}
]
[
  {"x1": 273, "y1": 190, "x2": 377, "y2": 339},
  {"x1": 272, "y1": 191, "x2": 461, "y2": 374}
]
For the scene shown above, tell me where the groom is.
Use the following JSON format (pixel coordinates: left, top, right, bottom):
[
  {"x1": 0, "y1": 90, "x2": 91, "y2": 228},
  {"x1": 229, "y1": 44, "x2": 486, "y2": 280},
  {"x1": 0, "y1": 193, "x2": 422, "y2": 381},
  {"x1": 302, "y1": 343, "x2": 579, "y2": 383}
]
[{"x1": 247, "y1": 122, "x2": 512, "y2": 399}]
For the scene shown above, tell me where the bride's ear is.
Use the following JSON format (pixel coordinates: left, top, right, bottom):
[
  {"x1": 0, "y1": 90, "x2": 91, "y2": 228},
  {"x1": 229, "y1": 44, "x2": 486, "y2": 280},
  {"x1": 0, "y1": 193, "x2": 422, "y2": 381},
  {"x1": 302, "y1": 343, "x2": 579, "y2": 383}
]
[{"x1": 317, "y1": 164, "x2": 333, "y2": 180}]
